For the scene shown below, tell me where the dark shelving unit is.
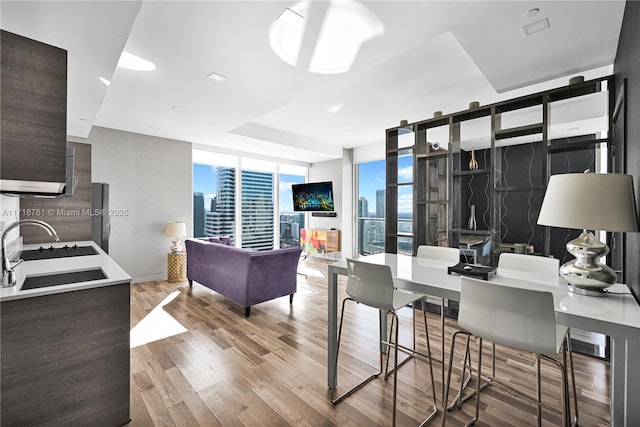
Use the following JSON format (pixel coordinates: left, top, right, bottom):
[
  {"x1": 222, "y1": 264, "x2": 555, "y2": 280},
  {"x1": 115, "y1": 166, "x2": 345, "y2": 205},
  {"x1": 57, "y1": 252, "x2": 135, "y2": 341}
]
[{"x1": 385, "y1": 75, "x2": 616, "y2": 269}]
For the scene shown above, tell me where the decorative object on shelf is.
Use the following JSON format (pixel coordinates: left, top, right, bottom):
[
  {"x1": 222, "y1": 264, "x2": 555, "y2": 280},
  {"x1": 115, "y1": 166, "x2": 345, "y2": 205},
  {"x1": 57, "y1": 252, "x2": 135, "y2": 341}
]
[
  {"x1": 537, "y1": 173, "x2": 639, "y2": 296},
  {"x1": 468, "y1": 146, "x2": 478, "y2": 170},
  {"x1": 468, "y1": 204, "x2": 477, "y2": 231},
  {"x1": 433, "y1": 111, "x2": 443, "y2": 118},
  {"x1": 468, "y1": 101, "x2": 480, "y2": 109},
  {"x1": 399, "y1": 119, "x2": 408, "y2": 127},
  {"x1": 514, "y1": 243, "x2": 527, "y2": 254},
  {"x1": 165, "y1": 221, "x2": 187, "y2": 253},
  {"x1": 569, "y1": 75, "x2": 584, "y2": 85},
  {"x1": 429, "y1": 141, "x2": 440, "y2": 151}
]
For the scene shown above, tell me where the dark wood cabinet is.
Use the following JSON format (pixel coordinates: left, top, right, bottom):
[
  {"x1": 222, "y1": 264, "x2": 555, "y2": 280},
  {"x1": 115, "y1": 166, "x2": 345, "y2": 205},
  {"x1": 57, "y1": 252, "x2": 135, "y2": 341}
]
[
  {"x1": 0, "y1": 29, "x2": 67, "y2": 192},
  {"x1": 0, "y1": 283, "x2": 131, "y2": 426}
]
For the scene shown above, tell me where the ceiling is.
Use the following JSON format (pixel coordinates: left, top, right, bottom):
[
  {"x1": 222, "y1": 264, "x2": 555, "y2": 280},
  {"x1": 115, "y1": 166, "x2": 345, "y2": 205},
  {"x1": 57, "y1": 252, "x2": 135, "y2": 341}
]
[{"x1": 0, "y1": 1, "x2": 626, "y2": 164}]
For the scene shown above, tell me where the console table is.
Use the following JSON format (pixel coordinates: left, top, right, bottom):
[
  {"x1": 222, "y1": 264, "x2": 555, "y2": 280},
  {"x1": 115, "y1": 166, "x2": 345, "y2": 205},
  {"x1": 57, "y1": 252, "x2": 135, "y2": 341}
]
[{"x1": 301, "y1": 228, "x2": 340, "y2": 254}]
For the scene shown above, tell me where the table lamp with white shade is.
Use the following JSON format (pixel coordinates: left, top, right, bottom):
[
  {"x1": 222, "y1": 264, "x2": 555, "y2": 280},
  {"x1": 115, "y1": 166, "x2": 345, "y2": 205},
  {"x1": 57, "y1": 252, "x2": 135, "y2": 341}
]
[
  {"x1": 165, "y1": 221, "x2": 187, "y2": 253},
  {"x1": 537, "y1": 173, "x2": 638, "y2": 296}
]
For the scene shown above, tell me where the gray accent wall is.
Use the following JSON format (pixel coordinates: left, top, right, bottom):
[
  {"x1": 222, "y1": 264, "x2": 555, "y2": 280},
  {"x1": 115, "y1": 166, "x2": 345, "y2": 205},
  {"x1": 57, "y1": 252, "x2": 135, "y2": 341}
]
[
  {"x1": 614, "y1": 0, "x2": 640, "y2": 304},
  {"x1": 74, "y1": 126, "x2": 192, "y2": 282}
]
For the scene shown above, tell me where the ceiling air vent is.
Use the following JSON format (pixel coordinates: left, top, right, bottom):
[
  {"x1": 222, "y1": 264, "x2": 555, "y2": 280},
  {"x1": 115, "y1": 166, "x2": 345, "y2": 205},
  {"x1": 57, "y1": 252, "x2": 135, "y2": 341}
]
[{"x1": 521, "y1": 17, "x2": 550, "y2": 37}]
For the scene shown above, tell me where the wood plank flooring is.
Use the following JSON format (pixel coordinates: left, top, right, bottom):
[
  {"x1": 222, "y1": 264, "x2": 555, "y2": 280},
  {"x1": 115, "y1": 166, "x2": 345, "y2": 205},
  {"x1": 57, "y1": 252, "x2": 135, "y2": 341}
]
[{"x1": 129, "y1": 256, "x2": 611, "y2": 426}]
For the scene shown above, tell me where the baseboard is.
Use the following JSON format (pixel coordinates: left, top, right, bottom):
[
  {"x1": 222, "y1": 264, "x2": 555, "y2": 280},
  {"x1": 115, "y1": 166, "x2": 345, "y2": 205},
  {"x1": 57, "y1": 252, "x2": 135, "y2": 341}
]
[{"x1": 132, "y1": 273, "x2": 166, "y2": 284}]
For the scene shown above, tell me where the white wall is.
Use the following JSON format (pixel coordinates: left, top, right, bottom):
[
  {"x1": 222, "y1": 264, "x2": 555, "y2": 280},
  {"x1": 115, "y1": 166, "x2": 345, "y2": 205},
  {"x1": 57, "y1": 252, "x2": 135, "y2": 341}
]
[
  {"x1": 308, "y1": 155, "x2": 355, "y2": 258},
  {"x1": 75, "y1": 127, "x2": 192, "y2": 282}
]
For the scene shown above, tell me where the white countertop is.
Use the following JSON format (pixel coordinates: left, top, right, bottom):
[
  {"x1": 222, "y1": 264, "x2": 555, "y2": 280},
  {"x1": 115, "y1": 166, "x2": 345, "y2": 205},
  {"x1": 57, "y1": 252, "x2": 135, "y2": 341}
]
[
  {"x1": 330, "y1": 253, "x2": 640, "y2": 338},
  {"x1": 1, "y1": 240, "x2": 132, "y2": 302}
]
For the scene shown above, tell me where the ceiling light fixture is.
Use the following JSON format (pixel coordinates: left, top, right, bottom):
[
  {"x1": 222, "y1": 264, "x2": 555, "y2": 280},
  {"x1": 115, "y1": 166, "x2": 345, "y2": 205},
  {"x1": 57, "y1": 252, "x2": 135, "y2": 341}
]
[
  {"x1": 309, "y1": 1, "x2": 384, "y2": 74},
  {"x1": 99, "y1": 77, "x2": 111, "y2": 86},
  {"x1": 269, "y1": 1, "x2": 384, "y2": 74},
  {"x1": 276, "y1": 7, "x2": 304, "y2": 27},
  {"x1": 171, "y1": 105, "x2": 186, "y2": 112},
  {"x1": 521, "y1": 17, "x2": 550, "y2": 37},
  {"x1": 207, "y1": 71, "x2": 228, "y2": 82},
  {"x1": 118, "y1": 51, "x2": 156, "y2": 71}
]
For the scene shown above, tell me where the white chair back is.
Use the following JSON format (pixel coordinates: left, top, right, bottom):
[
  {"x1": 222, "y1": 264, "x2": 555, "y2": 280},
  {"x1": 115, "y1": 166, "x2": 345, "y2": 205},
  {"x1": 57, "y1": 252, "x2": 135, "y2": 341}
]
[
  {"x1": 458, "y1": 276, "x2": 559, "y2": 355},
  {"x1": 416, "y1": 245, "x2": 460, "y2": 263},
  {"x1": 346, "y1": 259, "x2": 394, "y2": 311},
  {"x1": 498, "y1": 253, "x2": 559, "y2": 283}
]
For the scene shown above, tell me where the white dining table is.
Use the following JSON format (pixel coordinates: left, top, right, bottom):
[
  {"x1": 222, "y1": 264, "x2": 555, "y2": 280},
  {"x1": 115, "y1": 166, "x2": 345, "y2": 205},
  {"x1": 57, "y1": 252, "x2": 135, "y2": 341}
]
[{"x1": 327, "y1": 253, "x2": 640, "y2": 426}]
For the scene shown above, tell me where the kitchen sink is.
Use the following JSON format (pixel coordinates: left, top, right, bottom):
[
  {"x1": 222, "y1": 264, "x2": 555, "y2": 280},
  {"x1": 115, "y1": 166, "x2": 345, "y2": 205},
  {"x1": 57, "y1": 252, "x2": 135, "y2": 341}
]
[
  {"x1": 21, "y1": 268, "x2": 107, "y2": 290},
  {"x1": 20, "y1": 245, "x2": 98, "y2": 261}
]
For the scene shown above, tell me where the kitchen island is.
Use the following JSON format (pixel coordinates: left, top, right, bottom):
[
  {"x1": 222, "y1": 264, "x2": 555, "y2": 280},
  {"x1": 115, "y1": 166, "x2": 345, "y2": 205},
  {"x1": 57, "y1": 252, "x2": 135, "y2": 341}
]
[{"x1": 1, "y1": 241, "x2": 131, "y2": 427}]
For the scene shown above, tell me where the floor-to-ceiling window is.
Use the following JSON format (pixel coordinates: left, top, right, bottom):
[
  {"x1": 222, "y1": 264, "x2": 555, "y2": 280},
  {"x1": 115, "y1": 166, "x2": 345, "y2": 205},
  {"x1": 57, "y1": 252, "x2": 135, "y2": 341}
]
[
  {"x1": 193, "y1": 155, "x2": 237, "y2": 244},
  {"x1": 278, "y1": 166, "x2": 306, "y2": 248},
  {"x1": 241, "y1": 169, "x2": 274, "y2": 251},
  {"x1": 193, "y1": 150, "x2": 307, "y2": 250},
  {"x1": 357, "y1": 159, "x2": 385, "y2": 255},
  {"x1": 396, "y1": 151, "x2": 413, "y2": 255}
]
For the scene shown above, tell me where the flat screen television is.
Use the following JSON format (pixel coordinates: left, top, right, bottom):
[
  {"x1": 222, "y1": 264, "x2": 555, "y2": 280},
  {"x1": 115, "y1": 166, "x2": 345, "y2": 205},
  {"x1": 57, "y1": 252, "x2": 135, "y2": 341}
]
[{"x1": 292, "y1": 181, "x2": 334, "y2": 212}]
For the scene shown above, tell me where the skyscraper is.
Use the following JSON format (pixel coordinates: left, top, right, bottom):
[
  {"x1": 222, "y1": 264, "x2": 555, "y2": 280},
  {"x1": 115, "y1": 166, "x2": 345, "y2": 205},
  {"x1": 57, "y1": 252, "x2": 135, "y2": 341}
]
[
  {"x1": 205, "y1": 167, "x2": 235, "y2": 241},
  {"x1": 241, "y1": 170, "x2": 274, "y2": 251},
  {"x1": 376, "y1": 189, "x2": 385, "y2": 218},
  {"x1": 193, "y1": 192, "x2": 205, "y2": 238},
  {"x1": 359, "y1": 197, "x2": 369, "y2": 217}
]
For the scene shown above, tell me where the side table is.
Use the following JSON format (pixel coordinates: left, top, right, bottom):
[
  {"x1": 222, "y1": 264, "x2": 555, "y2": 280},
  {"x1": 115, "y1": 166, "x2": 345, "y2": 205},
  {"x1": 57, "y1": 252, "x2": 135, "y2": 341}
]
[{"x1": 167, "y1": 252, "x2": 187, "y2": 283}]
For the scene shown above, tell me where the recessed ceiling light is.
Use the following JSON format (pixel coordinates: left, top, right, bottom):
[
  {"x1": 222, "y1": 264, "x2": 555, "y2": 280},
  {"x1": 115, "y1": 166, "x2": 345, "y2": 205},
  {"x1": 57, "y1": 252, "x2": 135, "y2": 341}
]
[
  {"x1": 99, "y1": 77, "x2": 111, "y2": 86},
  {"x1": 207, "y1": 71, "x2": 228, "y2": 82},
  {"x1": 524, "y1": 8, "x2": 540, "y2": 18},
  {"x1": 171, "y1": 105, "x2": 186, "y2": 112},
  {"x1": 118, "y1": 51, "x2": 156, "y2": 71},
  {"x1": 276, "y1": 8, "x2": 304, "y2": 27},
  {"x1": 149, "y1": 125, "x2": 160, "y2": 130},
  {"x1": 521, "y1": 17, "x2": 550, "y2": 37}
]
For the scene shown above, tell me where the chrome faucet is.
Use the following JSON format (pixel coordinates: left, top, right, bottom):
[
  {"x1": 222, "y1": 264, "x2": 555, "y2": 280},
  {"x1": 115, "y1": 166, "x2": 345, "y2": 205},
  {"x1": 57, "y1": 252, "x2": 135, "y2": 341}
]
[{"x1": 2, "y1": 220, "x2": 60, "y2": 288}]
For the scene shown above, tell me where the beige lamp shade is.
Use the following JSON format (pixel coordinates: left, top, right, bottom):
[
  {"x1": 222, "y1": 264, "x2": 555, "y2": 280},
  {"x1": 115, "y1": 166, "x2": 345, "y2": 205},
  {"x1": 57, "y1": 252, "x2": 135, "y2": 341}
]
[
  {"x1": 165, "y1": 221, "x2": 187, "y2": 238},
  {"x1": 538, "y1": 173, "x2": 639, "y2": 232}
]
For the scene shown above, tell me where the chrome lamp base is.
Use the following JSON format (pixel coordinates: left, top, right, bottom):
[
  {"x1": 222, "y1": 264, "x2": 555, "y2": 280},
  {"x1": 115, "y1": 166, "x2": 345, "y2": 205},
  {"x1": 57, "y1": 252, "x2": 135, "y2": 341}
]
[
  {"x1": 561, "y1": 230, "x2": 615, "y2": 297},
  {"x1": 170, "y1": 238, "x2": 183, "y2": 254}
]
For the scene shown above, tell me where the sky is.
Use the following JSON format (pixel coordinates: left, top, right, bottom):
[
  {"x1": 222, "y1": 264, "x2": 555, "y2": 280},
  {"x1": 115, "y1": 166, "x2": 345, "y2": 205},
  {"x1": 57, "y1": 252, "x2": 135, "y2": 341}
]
[
  {"x1": 358, "y1": 156, "x2": 412, "y2": 215},
  {"x1": 193, "y1": 163, "x2": 304, "y2": 213},
  {"x1": 195, "y1": 157, "x2": 411, "y2": 217}
]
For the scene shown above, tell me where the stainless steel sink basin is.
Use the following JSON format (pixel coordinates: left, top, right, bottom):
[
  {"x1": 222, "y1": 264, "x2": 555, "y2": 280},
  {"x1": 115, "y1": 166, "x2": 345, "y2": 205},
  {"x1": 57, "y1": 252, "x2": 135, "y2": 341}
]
[{"x1": 21, "y1": 268, "x2": 107, "y2": 290}]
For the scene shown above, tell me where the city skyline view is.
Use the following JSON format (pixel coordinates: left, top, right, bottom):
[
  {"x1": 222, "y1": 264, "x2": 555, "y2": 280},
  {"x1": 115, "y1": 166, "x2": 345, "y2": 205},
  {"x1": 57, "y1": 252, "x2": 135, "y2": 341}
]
[
  {"x1": 358, "y1": 156, "x2": 412, "y2": 217},
  {"x1": 193, "y1": 164, "x2": 303, "y2": 213},
  {"x1": 193, "y1": 163, "x2": 305, "y2": 250}
]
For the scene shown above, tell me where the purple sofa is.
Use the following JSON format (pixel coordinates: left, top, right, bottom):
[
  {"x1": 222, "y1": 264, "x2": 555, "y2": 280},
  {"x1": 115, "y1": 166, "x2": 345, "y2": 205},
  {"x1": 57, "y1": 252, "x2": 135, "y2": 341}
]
[{"x1": 185, "y1": 239, "x2": 302, "y2": 317}]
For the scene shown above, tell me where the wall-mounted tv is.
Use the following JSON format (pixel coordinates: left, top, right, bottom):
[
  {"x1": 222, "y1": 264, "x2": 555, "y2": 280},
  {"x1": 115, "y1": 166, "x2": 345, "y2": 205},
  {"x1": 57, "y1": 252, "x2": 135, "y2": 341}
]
[{"x1": 292, "y1": 181, "x2": 335, "y2": 212}]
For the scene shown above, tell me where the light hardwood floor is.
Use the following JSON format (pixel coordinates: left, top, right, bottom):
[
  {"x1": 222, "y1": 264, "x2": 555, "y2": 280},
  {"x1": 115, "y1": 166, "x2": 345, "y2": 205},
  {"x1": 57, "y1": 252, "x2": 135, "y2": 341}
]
[{"x1": 129, "y1": 256, "x2": 611, "y2": 426}]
